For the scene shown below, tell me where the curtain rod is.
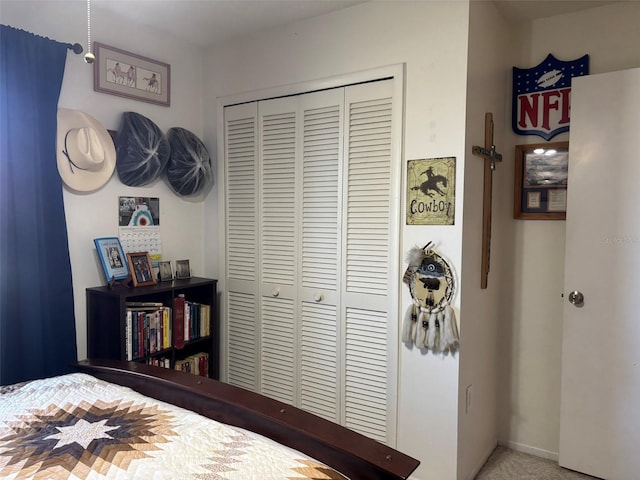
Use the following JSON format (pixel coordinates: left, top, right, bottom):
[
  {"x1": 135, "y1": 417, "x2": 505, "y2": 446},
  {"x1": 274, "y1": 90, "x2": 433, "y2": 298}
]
[
  {"x1": 1, "y1": 25, "x2": 83, "y2": 54},
  {"x1": 67, "y1": 42, "x2": 83, "y2": 54}
]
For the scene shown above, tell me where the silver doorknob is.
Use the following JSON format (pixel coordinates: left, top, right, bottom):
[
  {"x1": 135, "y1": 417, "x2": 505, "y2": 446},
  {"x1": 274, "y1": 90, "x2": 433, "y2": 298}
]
[{"x1": 568, "y1": 290, "x2": 584, "y2": 307}]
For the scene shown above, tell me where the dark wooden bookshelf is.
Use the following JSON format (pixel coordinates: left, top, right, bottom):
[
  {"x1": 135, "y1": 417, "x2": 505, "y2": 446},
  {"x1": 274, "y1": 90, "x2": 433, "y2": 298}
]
[{"x1": 86, "y1": 277, "x2": 219, "y2": 379}]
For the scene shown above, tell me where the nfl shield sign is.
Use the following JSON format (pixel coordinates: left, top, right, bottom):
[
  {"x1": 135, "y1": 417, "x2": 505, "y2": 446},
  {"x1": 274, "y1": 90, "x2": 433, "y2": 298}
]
[{"x1": 512, "y1": 53, "x2": 589, "y2": 140}]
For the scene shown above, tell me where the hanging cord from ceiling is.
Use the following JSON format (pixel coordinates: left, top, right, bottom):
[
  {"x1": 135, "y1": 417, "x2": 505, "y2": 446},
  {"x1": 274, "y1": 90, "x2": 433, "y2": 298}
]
[{"x1": 84, "y1": 0, "x2": 94, "y2": 64}]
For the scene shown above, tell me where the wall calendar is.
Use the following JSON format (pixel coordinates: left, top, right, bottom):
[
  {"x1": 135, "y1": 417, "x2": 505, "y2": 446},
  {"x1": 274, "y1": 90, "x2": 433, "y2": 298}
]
[{"x1": 118, "y1": 196, "x2": 162, "y2": 265}]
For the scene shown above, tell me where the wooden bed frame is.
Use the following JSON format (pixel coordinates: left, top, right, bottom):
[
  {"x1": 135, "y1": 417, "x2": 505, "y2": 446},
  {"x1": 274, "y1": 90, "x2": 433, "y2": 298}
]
[{"x1": 76, "y1": 359, "x2": 419, "y2": 480}]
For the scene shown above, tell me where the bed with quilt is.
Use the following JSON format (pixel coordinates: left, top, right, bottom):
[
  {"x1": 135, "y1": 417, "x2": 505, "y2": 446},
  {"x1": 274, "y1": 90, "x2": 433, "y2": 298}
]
[{"x1": 0, "y1": 360, "x2": 419, "y2": 480}]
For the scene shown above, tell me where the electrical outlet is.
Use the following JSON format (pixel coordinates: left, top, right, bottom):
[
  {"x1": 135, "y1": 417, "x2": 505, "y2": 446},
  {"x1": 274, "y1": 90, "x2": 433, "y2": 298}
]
[{"x1": 466, "y1": 385, "x2": 473, "y2": 414}]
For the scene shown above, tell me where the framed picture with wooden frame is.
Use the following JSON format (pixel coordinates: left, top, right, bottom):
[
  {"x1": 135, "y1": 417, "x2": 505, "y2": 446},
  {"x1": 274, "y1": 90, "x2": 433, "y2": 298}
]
[
  {"x1": 126, "y1": 251, "x2": 156, "y2": 287},
  {"x1": 514, "y1": 141, "x2": 569, "y2": 220}
]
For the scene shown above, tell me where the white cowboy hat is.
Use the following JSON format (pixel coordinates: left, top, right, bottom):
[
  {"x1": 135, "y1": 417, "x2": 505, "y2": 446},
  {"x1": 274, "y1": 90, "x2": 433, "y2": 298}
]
[{"x1": 57, "y1": 108, "x2": 116, "y2": 192}]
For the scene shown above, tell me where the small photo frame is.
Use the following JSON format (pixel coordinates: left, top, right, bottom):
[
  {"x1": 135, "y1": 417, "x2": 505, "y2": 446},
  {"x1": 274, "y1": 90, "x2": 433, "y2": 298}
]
[
  {"x1": 93, "y1": 42, "x2": 170, "y2": 107},
  {"x1": 175, "y1": 259, "x2": 191, "y2": 279},
  {"x1": 158, "y1": 260, "x2": 173, "y2": 282},
  {"x1": 127, "y1": 252, "x2": 156, "y2": 287},
  {"x1": 94, "y1": 237, "x2": 129, "y2": 282},
  {"x1": 514, "y1": 141, "x2": 569, "y2": 220}
]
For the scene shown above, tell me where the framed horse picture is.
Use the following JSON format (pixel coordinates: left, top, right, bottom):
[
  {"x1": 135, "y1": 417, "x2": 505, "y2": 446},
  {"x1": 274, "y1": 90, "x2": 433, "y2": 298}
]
[
  {"x1": 406, "y1": 157, "x2": 456, "y2": 225},
  {"x1": 93, "y1": 43, "x2": 170, "y2": 107}
]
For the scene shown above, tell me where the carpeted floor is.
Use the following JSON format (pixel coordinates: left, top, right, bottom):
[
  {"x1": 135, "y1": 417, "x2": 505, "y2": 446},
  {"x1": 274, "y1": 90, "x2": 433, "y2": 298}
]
[{"x1": 474, "y1": 447, "x2": 601, "y2": 480}]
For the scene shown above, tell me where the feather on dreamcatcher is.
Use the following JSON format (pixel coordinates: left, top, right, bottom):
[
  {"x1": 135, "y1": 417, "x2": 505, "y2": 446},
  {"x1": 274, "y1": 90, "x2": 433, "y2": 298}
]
[{"x1": 402, "y1": 243, "x2": 459, "y2": 353}]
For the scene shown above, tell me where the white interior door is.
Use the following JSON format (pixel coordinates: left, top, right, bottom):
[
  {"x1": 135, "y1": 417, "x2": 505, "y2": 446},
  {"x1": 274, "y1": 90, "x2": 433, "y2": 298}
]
[{"x1": 559, "y1": 67, "x2": 640, "y2": 479}]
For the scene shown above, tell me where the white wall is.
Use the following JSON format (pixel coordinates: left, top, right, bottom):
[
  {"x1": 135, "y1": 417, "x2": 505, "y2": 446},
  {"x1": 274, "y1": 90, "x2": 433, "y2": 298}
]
[
  {"x1": 203, "y1": 2, "x2": 478, "y2": 479},
  {"x1": 498, "y1": 0, "x2": 640, "y2": 459},
  {"x1": 1, "y1": 1, "x2": 207, "y2": 361},
  {"x1": 458, "y1": 2, "x2": 513, "y2": 478}
]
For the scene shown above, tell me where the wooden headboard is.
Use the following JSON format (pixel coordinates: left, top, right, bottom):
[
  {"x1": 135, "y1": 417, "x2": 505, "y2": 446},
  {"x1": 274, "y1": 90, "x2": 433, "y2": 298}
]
[{"x1": 76, "y1": 359, "x2": 419, "y2": 480}]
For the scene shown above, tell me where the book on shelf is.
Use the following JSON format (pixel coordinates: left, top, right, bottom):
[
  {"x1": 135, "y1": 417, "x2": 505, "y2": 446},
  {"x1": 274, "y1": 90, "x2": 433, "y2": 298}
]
[
  {"x1": 125, "y1": 301, "x2": 164, "y2": 307},
  {"x1": 200, "y1": 303, "x2": 211, "y2": 337},
  {"x1": 173, "y1": 295, "x2": 186, "y2": 349},
  {"x1": 184, "y1": 300, "x2": 191, "y2": 342},
  {"x1": 162, "y1": 307, "x2": 171, "y2": 348},
  {"x1": 125, "y1": 311, "x2": 133, "y2": 361}
]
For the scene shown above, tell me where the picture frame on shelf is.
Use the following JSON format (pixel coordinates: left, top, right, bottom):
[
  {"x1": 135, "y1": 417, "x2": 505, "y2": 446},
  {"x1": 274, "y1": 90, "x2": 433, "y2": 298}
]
[
  {"x1": 94, "y1": 237, "x2": 129, "y2": 282},
  {"x1": 514, "y1": 141, "x2": 569, "y2": 220},
  {"x1": 93, "y1": 42, "x2": 170, "y2": 107},
  {"x1": 158, "y1": 260, "x2": 173, "y2": 282},
  {"x1": 175, "y1": 259, "x2": 191, "y2": 279},
  {"x1": 126, "y1": 251, "x2": 156, "y2": 287}
]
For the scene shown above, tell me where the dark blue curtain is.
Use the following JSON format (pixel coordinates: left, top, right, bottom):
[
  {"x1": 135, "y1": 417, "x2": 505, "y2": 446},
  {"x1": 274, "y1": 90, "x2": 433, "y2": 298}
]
[{"x1": 0, "y1": 25, "x2": 77, "y2": 385}]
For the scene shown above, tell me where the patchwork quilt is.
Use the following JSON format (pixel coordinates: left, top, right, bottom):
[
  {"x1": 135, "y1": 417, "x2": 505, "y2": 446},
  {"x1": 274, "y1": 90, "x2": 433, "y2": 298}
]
[{"x1": 0, "y1": 373, "x2": 348, "y2": 480}]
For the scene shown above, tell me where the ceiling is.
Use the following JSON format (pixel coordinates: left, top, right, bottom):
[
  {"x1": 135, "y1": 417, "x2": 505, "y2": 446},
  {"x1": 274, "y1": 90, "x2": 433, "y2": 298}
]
[
  {"x1": 92, "y1": 0, "x2": 365, "y2": 49},
  {"x1": 92, "y1": 0, "x2": 622, "y2": 49},
  {"x1": 493, "y1": 0, "x2": 619, "y2": 22}
]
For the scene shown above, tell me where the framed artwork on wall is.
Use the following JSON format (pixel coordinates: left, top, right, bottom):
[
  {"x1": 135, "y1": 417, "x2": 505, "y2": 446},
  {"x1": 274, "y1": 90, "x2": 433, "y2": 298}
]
[
  {"x1": 514, "y1": 141, "x2": 569, "y2": 220},
  {"x1": 93, "y1": 42, "x2": 170, "y2": 106}
]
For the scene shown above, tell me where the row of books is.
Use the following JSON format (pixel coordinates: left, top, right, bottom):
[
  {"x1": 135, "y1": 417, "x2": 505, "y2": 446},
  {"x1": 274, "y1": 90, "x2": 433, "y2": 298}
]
[
  {"x1": 124, "y1": 297, "x2": 212, "y2": 361},
  {"x1": 173, "y1": 295, "x2": 211, "y2": 348},
  {"x1": 125, "y1": 307, "x2": 172, "y2": 361},
  {"x1": 146, "y1": 357, "x2": 171, "y2": 369},
  {"x1": 175, "y1": 352, "x2": 209, "y2": 377},
  {"x1": 145, "y1": 353, "x2": 209, "y2": 378}
]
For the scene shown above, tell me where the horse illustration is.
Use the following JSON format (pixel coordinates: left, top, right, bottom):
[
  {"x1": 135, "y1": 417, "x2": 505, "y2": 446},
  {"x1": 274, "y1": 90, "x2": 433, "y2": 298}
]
[
  {"x1": 412, "y1": 166, "x2": 448, "y2": 197},
  {"x1": 108, "y1": 63, "x2": 136, "y2": 86},
  {"x1": 143, "y1": 73, "x2": 160, "y2": 93},
  {"x1": 125, "y1": 65, "x2": 136, "y2": 87},
  {"x1": 107, "y1": 62, "x2": 124, "y2": 84}
]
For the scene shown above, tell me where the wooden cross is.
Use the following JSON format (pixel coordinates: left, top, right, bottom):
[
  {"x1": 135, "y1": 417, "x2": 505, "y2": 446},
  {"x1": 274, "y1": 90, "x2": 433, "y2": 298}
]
[{"x1": 472, "y1": 112, "x2": 502, "y2": 289}]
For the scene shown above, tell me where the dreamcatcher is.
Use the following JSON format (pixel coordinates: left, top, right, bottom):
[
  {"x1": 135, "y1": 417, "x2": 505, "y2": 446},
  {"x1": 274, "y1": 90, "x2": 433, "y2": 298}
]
[{"x1": 401, "y1": 243, "x2": 459, "y2": 353}]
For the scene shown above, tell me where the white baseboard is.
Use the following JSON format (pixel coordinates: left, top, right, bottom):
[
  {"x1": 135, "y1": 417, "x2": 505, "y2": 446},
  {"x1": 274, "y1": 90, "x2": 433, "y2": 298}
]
[
  {"x1": 464, "y1": 441, "x2": 499, "y2": 480},
  {"x1": 498, "y1": 439, "x2": 559, "y2": 462}
]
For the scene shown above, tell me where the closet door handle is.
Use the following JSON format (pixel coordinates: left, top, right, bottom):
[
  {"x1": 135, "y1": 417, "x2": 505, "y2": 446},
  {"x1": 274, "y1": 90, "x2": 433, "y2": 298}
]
[
  {"x1": 272, "y1": 289, "x2": 280, "y2": 297},
  {"x1": 568, "y1": 290, "x2": 584, "y2": 307},
  {"x1": 314, "y1": 293, "x2": 323, "y2": 303}
]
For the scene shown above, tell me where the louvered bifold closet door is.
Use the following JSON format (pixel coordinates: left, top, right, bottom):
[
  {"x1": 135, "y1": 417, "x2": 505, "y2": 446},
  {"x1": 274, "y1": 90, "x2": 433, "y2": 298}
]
[
  {"x1": 223, "y1": 78, "x2": 400, "y2": 446},
  {"x1": 223, "y1": 103, "x2": 259, "y2": 391},
  {"x1": 258, "y1": 98, "x2": 299, "y2": 404},
  {"x1": 342, "y1": 79, "x2": 395, "y2": 444},
  {"x1": 298, "y1": 90, "x2": 343, "y2": 422}
]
